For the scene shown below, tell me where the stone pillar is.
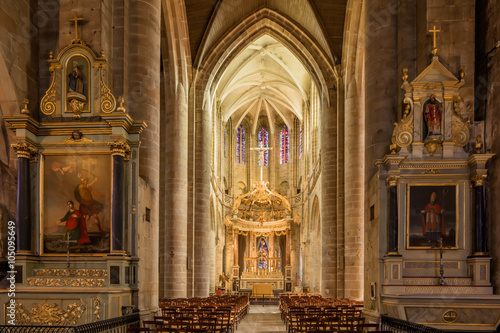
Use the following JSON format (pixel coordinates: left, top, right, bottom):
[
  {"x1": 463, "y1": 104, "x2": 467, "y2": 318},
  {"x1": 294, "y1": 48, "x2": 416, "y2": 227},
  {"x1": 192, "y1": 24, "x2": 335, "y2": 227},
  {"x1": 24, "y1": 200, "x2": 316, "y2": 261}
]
[
  {"x1": 127, "y1": 0, "x2": 161, "y2": 299},
  {"x1": 364, "y1": 0, "x2": 398, "y2": 179},
  {"x1": 321, "y1": 85, "x2": 338, "y2": 298},
  {"x1": 110, "y1": 141, "x2": 130, "y2": 254},
  {"x1": 12, "y1": 143, "x2": 37, "y2": 253}
]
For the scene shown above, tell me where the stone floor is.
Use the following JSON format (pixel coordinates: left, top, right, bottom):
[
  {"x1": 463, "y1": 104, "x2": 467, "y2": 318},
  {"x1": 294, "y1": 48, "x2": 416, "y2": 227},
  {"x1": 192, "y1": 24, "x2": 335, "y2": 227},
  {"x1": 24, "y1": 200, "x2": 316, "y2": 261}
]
[{"x1": 236, "y1": 305, "x2": 287, "y2": 332}]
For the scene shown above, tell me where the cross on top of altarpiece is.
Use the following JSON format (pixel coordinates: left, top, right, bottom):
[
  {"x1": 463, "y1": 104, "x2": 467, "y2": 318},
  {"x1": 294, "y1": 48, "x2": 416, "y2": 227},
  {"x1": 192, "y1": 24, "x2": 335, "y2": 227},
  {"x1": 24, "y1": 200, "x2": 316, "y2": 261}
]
[{"x1": 250, "y1": 141, "x2": 272, "y2": 181}]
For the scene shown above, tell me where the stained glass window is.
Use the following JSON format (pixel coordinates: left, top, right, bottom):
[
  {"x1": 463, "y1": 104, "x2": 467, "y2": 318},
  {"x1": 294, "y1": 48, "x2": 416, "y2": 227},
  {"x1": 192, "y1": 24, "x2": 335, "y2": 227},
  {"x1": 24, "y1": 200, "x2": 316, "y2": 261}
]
[
  {"x1": 236, "y1": 125, "x2": 245, "y2": 163},
  {"x1": 280, "y1": 125, "x2": 289, "y2": 164},
  {"x1": 258, "y1": 127, "x2": 269, "y2": 166}
]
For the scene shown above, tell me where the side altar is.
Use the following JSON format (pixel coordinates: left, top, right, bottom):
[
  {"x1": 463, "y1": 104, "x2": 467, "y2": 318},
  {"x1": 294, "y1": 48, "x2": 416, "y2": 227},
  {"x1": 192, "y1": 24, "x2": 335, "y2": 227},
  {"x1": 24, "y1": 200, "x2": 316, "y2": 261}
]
[
  {"x1": 1, "y1": 17, "x2": 147, "y2": 325},
  {"x1": 371, "y1": 31, "x2": 500, "y2": 332}
]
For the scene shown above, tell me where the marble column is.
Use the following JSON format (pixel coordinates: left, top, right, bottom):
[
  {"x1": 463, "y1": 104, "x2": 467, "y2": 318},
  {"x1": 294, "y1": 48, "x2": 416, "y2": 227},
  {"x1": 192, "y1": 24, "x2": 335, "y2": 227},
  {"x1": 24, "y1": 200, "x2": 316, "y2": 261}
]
[
  {"x1": 472, "y1": 175, "x2": 487, "y2": 255},
  {"x1": 387, "y1": 176, "x2": 399, "y2": 255},
  {"x1": 110, "y1": 141, "x2": 130, "y2": 254},
  {"x1": 12, "y1": 143, "x2": 37, "y2": 253}
]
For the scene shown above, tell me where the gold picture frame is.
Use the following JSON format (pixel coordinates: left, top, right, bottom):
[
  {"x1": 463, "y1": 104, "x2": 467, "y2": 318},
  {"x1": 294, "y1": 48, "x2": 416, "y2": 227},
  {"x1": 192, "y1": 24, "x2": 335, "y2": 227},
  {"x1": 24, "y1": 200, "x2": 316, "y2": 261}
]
[
  {"x1": 406, "y1": 184, "x2": 458, "y2": 249},
  {"x1": 41, "y1": 152, "x2": 112, "y2": 254}
]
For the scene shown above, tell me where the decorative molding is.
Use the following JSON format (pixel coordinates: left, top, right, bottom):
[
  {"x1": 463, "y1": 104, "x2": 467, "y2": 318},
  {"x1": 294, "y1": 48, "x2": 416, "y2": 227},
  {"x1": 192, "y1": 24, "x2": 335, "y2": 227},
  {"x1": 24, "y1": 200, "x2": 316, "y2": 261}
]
[
  {"x1": 32, "y1": 268, "x2": 108, "y2": 277},
  {"x1": 91, "y1": 296, "x2": 104, "y2": 322},
  {"x1": 27, "y1": 277, "x2": 106, "y2": 287},
  {"x1": 15, "y1": 301, "x2": 86, "y2": 325}
]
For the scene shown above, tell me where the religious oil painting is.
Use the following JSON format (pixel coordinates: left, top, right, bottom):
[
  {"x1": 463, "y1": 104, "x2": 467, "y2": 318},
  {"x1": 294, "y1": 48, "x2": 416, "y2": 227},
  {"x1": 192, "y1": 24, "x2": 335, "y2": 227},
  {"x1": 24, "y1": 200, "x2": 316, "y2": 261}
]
[
  {"x1": 42, "y1": 153, "x2": 111, "y2": 254},
  {"x1": 407, "y1": 184, "x2": 458, "y2": 249}
]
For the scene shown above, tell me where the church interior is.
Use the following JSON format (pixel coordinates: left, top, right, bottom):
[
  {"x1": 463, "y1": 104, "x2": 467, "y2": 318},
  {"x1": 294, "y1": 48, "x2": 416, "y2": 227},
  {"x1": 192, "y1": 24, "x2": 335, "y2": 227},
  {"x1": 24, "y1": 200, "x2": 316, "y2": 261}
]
[{"x1": 1, "y1": 0, "x2": 500, "y2": 331}]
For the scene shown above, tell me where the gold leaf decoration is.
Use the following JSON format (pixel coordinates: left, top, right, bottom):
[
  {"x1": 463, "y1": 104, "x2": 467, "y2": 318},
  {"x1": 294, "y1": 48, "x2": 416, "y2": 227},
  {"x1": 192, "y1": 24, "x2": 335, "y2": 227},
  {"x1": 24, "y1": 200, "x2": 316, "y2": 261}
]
[
  {"x1": 41, "y1": 71, "x2": 57, "y2": 115},
  {"x1": 100, "y1": 68, "x2": 116, "y2": 113},
  {"x1": 15, "y1": 301, "x2": 86, "y2": 326}
]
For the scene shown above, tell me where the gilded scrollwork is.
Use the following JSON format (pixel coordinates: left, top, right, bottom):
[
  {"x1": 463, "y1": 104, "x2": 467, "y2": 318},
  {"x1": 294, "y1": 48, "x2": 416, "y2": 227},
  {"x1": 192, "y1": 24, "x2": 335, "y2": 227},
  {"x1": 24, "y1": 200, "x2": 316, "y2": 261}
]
[
  {"x1": 91, "y1": 296, "x2": 104, "y2": 322},
  {"x1": 100, "y1": 67, "x2": 116, "y2": 113},
  {"x1": 392, "y1": 97, "x2": 414, "y2": 150},
  {"x1": 40, "y1": 70, "x2": 57, "y2": 115},
  {"x1": 33, "y1": 268, "x2": 108, "y2": 277},
  {"x1": 451, "y1": 96, "x2": 470, "y2": 148},
  {"x1": 27, "y1": 277, "x2": 106, "y2": 287},
  {"x1": 15, "y1": 301, "x2": 86, "y2": 326}
]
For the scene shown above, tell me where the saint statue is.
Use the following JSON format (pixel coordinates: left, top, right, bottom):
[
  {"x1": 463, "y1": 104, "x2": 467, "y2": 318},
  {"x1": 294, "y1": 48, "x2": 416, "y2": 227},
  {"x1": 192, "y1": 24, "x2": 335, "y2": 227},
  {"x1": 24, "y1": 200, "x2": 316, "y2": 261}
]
[
  {"x1": 68, "y1": 61, "x2": 84, "y2": 96},
  {"x1": 423, "y1": 95, "x2": 443, "y2": 137}
]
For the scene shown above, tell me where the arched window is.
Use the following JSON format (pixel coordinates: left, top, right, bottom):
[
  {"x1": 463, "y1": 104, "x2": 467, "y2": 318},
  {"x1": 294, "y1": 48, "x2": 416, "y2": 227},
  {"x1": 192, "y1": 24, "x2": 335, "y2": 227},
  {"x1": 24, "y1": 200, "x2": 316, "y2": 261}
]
[
  {"x1": 258, "y1": 127, "x2": 269, "y2": 166},
  {"x1": 236, "y1": 125, "x2": 245, "y2": 163},
  {"x1": 280, "y1": 125, "x2": 289, "y2": 164}
]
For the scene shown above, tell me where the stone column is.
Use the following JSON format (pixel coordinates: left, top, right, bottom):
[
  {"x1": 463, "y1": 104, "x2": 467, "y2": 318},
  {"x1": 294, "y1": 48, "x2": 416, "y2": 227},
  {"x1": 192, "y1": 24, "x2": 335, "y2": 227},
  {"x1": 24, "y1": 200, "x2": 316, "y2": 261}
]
[
  {"x1": 12, "y1": 143, "x2": 37, "y2": 253},
  {"x1": 110, "y1": 141, "x2": 130, "y2": 254},
  {"x1": 364, "y1": 0, "x2": 398, "y2": 181},
  {"x1": 321, "y1": 85, "x2": 338, "y2": 298}
]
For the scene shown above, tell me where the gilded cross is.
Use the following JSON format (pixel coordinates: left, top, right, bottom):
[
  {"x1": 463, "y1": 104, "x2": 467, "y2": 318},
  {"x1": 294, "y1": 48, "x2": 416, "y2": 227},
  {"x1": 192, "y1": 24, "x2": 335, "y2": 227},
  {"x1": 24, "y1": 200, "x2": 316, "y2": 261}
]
[
  {"x1": 250, "y1": 141, "x2": 272, "y2": 181},
  {"x1": 429, "y1": 25, "x2": 440, "y2": 55},
  {"x1": 69, "y1": 12, "x2": 84, "y2": 41}
]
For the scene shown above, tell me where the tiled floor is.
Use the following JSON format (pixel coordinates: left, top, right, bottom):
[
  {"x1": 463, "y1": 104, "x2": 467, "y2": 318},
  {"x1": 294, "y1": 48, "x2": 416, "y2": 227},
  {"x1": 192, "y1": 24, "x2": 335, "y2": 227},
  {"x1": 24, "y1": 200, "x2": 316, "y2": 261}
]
[{"x1": 236, "y1": 305, "x2": 287, "y2": 332}]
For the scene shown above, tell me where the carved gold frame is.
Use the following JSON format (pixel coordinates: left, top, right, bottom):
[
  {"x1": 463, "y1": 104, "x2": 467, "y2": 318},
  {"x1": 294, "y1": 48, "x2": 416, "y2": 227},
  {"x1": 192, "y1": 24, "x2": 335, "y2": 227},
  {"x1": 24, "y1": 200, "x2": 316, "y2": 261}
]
[
  {"x1": 406, "y1": 183, "x2": 459, "y2": 250},
  {"x1": 40, "y1": 151, "x2": 113, "y2": 256}
]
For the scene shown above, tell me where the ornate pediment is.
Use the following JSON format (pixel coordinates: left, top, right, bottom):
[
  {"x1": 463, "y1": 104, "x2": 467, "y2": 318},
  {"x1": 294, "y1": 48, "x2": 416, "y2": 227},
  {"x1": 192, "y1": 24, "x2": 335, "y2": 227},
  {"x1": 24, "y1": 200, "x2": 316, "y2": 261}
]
[
  {"x1": 410, "y1": 58, "x2": 461, "y2": 86},
  {"x1": 392, "y1": 56, "x2": 473, "y2": 159},
  {"x1": 40, "y1": 24, "x2": 116, "y2": 119}
]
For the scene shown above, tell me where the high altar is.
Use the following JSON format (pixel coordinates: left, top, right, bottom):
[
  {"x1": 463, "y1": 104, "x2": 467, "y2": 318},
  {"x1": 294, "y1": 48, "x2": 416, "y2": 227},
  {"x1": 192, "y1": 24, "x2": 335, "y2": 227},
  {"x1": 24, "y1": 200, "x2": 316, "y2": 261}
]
[{"x1": 225, "y1": 145, "x2": 298, "y2": 293}]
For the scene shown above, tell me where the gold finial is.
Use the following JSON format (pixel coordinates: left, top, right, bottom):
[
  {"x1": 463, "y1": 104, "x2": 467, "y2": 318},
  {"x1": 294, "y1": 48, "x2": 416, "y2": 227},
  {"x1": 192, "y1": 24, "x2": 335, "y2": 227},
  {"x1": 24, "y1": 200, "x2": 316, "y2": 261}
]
[
  {"x1": 402, "y1": 68, "x2": 408, "y2": 82},
  {"x1": 69, "y1": 12, "x2": 84, "y2": 41},
  {"x1": 117, "y1": 96, "x2": 126, "y2": 113},
  {"x1": 459, "y1": 66, "x2": 465, "y2": 80},
  {"x1": 49, "y1": 51, "x2": 53, "y2": 60},
  {"x1": 100, "y1": 50, "x2": 105, "y2": 58},
  {"x1": 21, "y1": 98, "x2": 30, "y2": 114},
  {"x1": 429, "y1": 25, "x2": 440, "y2": 55}
]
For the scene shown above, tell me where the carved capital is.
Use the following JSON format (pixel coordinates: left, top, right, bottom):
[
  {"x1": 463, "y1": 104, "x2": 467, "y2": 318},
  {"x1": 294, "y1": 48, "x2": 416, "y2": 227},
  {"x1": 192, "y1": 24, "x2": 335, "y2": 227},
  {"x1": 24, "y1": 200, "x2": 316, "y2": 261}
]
[
  {"x1": 386, "y1": 176, "x2": 399, "y2": 189},
  {"x1": 11, "y1": 142, "x2": 38, "y2": 160},
  {"x1": 108, "y1": 140, "x2": 131, "y2": 158},
  {"x1": 471, "y1": 174, "x2": 487, "y2": 187}
]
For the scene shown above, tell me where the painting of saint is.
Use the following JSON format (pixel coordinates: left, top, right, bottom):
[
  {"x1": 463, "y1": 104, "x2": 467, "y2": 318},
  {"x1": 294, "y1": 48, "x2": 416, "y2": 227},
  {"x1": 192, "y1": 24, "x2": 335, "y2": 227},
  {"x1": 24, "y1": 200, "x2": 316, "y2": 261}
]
[
  {"x1": 407, "y1": 185, "x2": 457, "y2": 248},
  {"x1": 43, "y1": 153, "x2": 111, "y2": 254}
]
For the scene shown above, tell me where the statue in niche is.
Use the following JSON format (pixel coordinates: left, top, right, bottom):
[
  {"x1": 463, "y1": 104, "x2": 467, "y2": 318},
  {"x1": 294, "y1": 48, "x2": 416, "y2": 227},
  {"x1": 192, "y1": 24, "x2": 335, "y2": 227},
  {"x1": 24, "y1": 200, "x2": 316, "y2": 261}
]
[
  {"x1": 67, "y1": 60, "x2": 87, "y2": 118},
  {"x1": 68, "y1": 61, "x2": 84, "y2": 96},
  {"x1": 423, "y1": 95, "x2": 443, "y2": 138}
]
